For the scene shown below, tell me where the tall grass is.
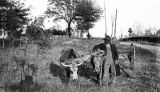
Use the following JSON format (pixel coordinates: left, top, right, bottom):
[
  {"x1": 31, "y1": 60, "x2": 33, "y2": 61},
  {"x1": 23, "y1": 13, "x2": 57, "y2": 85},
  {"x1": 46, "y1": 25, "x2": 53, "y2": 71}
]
[{"x1": 0, "y1": 38, "x2": 160, "y2": 92}]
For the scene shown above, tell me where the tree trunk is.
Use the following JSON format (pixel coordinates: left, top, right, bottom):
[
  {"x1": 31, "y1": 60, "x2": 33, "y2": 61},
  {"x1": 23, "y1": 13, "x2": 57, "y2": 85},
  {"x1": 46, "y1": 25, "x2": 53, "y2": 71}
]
[
  {"x1": 80, "y1": 30, "x2": 83, "y2": 38},
  {"x1": 67, "y1": 22, "x2": 72, "y2": 38},
  {"x1": 87, "y1": 31, "x2": 91, "y2": 39}
]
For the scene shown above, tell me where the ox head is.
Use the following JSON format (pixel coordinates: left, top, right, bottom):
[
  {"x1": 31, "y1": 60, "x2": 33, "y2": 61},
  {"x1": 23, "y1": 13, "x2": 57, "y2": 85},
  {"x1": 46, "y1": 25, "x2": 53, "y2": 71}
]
[
  {"x1": 60, "y1": 58, "x2": 84, "y2": 80},
  {"x1": 93, "y1": 56, "x2": 103, "y2": 73},
  {"x1": 91, "y1": 49, "x2": 105, "y2": 73}
]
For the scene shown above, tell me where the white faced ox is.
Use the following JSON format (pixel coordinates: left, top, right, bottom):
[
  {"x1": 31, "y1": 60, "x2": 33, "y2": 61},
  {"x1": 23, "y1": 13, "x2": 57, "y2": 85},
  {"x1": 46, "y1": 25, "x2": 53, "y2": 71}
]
[
  {"x1": 91, "y1": 49, "x2": 105, "y2": 85},
  {"x1": 59, "y1": 48, "x2": 80, "y2": 80},
  {"x1": 60, "y1": 53, "x2": 96, "y2": 80},
  {"x1": 60, "y1": 58, "x2": 84, "y2": 80}
]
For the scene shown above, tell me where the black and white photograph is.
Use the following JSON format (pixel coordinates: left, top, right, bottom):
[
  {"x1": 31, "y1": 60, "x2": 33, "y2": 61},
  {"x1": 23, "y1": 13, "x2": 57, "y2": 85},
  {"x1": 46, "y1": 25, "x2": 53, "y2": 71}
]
[{"x1": 0, "y1": 0, "x2": 160, "y2": 92}]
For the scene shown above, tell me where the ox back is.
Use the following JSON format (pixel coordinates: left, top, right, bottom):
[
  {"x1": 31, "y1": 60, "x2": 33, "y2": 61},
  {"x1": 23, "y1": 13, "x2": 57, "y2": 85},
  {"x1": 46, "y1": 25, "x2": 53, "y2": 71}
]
[
  {"x1": 92, "y1": 43, "x2": 107, "y2": 54},
  {"x1": 60, "y1": 48, "x2": 80, "y2": 62}
]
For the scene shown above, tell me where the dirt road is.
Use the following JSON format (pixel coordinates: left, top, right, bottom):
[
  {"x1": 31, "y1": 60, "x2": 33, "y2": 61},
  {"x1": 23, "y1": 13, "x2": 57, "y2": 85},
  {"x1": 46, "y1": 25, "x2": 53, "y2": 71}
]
[{"x1": 120, "y1": 42, "x2": 160, "y2": 61}]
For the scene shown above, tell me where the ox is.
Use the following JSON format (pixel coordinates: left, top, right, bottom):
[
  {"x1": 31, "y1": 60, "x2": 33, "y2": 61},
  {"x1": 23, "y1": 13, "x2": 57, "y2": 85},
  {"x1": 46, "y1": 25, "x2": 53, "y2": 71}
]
[
  {"x1": 91, "y1": 43, "x2": 108, "y2": 85},
  {"x1": 59, "y1": 48, "x2": 104, "y2": 81}
]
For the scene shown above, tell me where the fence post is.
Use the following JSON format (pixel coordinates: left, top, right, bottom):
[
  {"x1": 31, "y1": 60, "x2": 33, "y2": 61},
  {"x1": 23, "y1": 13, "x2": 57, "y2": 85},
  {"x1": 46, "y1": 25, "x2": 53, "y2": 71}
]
[{"x1": 133, "y1": 45, "x2": 135, "y2": 62}]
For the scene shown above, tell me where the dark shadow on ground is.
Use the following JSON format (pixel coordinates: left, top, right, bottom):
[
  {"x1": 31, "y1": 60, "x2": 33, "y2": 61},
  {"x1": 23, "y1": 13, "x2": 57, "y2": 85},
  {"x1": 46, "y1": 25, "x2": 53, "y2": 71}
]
[
  {"x1": 7, "y1": 75, "x2": 42, "y2": 92},
  {"x1": 78, "y1": 64, "x2": 99, "y2": 84},
  {"x1": 136, "y1": 47, "x2": 156, "y2": 59}
]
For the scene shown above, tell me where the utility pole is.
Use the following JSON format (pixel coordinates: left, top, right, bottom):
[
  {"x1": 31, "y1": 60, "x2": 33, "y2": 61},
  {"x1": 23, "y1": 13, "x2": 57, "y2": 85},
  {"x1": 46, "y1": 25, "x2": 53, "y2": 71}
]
[
  {"x1": 104, "y1": 0, "x2": 107, "y2": 35},
  {"x1": 114, "y1": 9, "x2": 117, "y2": 39},
  {"x1": 111, "y1": 20, "x2": 114, "y2": 38},
  {"x1": 121, "y1": 28, "x2": 123, "y2": 38}
]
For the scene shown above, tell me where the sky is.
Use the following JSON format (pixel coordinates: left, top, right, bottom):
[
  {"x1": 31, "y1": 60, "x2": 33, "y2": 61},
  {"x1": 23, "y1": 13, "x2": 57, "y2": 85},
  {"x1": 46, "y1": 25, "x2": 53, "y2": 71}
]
[{"x1": 22, "y1": 0, "x2": 160, "y2": 38}]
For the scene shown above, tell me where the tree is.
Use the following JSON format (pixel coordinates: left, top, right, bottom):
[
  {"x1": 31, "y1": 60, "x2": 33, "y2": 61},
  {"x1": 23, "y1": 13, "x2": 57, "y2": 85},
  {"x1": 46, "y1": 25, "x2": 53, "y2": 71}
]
[
  {"x1": 86, "y1": 31, "x2": 91, "y2": 39},
  {"x1": 46, "y1": 0, "x2": 78, "y2": 37},
  {"x1": 75, "y1": 0, "x2": 102, "y2": 36},
  {"x1": 0, "y1": 0, "x2": 30, "y2": 39},
  {"x1": 132, "y1": 22, "x2": 144, "y2": 36},
  {"x1": 26, "y1": 16, "x2": 51, "y2": 57},
  {"x1": 144, "y1": 29, "x2": 152, "y2": 36},
  {"x1": 76, "y1": 20, "x2": 94, "y2": 37},
  {"x1": 26, "y1": 16, "x2": 48, "y2": 42},
  {"x1": 0, "y1": 0, "x2": 30, "y2": 48},
  {"x1": 46, "y1": 0, "x2": 102, "y2": 38}
]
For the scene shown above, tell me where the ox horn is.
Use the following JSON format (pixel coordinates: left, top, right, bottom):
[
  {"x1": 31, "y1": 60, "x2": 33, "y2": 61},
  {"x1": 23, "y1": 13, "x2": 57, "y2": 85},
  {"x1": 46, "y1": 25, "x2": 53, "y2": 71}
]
[
  {"x1": 76, "y1": 60, "x2": 84, "y2": 66},
  {"x1": 60, "y1": 60, "x2": 72, "y2": 67},
  {"x1": 75, "y1": 54, "x2": 93, "y2": 66},
  {"x1": 70, "y1": 58, "x2": 84, "y2": 66}
]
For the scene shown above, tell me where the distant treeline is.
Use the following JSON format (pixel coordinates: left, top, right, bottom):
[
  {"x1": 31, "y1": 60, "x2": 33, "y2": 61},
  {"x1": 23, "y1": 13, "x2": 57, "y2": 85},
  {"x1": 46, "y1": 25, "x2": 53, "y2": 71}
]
[
  {"x1": 120, "y1": 36, "x2": 160, "y2": 43},
  {"x1": 46, "y1": 29, "x2": 67, "y2": 35}
]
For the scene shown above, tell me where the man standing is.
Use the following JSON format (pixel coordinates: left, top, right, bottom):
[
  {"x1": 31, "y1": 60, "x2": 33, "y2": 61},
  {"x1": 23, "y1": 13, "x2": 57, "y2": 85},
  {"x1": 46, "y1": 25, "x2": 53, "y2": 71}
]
[
  {"x1": 108, "y1": 42, "x2": 120, "y2": 85},
  {"x1": 127, "y1": 43, "x2": 135, "y2": 70},
  {"x1": 91, "y1": 35, "x2": 120, "y2": 85}
]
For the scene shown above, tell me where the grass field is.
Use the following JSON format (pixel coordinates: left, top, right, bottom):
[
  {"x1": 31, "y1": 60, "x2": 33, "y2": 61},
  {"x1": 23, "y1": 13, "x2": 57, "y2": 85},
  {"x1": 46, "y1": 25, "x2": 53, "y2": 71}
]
[{"x1": 0, "y1": 38, "x2": 160, "y2": 92}]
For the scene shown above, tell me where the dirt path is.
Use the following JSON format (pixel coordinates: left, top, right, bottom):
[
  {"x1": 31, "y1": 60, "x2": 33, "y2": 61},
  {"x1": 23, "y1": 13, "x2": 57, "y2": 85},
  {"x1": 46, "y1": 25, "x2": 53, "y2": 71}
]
[{"x1": 120, "y1": 42, "x2": 160, "y2": 61}]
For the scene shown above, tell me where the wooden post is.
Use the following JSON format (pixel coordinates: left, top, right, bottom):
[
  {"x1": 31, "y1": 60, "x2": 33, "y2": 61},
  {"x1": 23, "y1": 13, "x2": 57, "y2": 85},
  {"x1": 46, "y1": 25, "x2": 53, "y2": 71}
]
[
  {"x1": 104, "y1": 0, "x2": 107, "y2": 35},
  {"x1": 114, "y1": 9, "x2": 117, "y2": 39},
  {"x1": 111, "y1": 21, "x2": 114, "y2": 38},
  {"x1": 2, "y1": 29, "x2": 5, "y2": 48},
  {"x1": 133, "y1": 45, "x2": 135, "y2": 63}
]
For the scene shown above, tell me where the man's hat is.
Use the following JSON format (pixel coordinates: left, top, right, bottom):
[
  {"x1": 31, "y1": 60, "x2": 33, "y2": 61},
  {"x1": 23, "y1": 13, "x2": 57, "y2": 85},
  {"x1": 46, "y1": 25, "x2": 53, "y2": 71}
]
[{"x1": 103, "y1": 35, "x2": 111, "y2": 42}]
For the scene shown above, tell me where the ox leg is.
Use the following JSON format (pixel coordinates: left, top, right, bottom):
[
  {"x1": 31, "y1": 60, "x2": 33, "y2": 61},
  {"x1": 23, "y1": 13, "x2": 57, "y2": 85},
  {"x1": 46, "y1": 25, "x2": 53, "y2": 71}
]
[
  {"x1": 101, "y1": 60, "x2": 105, "y2": 80},
  {"x1": 98, "y1": 60, "x2": 105, "y2": 85},
  {"x1": 99, "y1": 69, "x2": 103, "y2": 85},
  {"x1": 90, "y1": 56, "x2": 95, "y2": 71},
  {"x1": 96, "y1": 66, "x2": 103, "y2": 85},
  {"x1": 96, "y1": 73, "x2": 100, "y2": 84},
  {"x1": 65, "y1": 68, "x2": 70, "y2": 80}
]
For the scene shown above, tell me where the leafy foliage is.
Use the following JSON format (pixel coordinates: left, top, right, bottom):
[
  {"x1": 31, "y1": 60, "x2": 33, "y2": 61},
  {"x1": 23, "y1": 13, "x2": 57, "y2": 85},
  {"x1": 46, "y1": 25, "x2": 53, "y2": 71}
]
[
  {"x1": 26, "y1": 16, "x2": 46, "y2": 40},
  {"x1": 0, "y1": 0, "x2": 30, "y2": 38},
  {"x1": 0, "y1": 0, "x2": 13, "y2": 8},
  {"x1": 75, "y1": 0, "x2": 102, "y2": 22},
  {"x1": 75, "y1": 0, "x2": 102, "y2": 32},
  {"x1": 26, "y1": 16, "x2": 51, "y2": 49}
]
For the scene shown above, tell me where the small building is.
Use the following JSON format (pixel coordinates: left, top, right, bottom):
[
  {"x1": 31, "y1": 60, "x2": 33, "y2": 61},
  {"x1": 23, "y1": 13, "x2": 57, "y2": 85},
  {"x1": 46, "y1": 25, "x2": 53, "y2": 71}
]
[{"x1": 0, "y1": 28, "x2": 8, "y2": 39}]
